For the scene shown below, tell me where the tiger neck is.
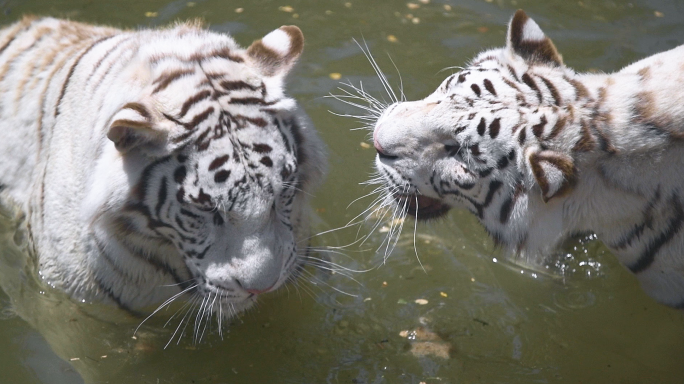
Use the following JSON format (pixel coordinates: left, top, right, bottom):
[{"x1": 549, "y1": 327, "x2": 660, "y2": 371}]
[
  {"x1": 483, "y1": 70, "x2": 658, "y2": 257},
  {"x1": 559, "y1": 70, "x2": 667, "y2": 158}
]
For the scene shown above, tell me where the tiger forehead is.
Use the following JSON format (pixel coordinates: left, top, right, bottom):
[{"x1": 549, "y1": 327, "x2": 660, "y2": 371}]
[
  {"x1": 140, "y1": 35, "x2": 267, "y2": 102},
  {"x1": 142, "y1": 61, "x2": 282, "y2": 138},
  {"x1": 444, "y1": 68, "x2": 505, "y2": 93},
  {"x1": 149, "y1": 62, "x2": 267, "y2": 104}
]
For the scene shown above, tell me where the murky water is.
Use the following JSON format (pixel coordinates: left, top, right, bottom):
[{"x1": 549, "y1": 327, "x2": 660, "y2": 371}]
[{"x1": 1, "y1": 0, "x2": 684, "y2": 383}]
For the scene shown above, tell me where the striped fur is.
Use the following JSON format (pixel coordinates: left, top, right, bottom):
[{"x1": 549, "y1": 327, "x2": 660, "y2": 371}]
[
  {"x1": 371, "y1": 10, "x2": 684, "y2": 307},
  {"x1": 0, "y1": 17, "x2": 326, "y2": 315}
]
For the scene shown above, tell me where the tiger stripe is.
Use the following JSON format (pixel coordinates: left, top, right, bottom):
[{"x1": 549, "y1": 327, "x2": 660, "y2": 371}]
[
  {"x1": 531, "y1": 115, "x2": 547, "y2": 138},
  {"x1": 539, "y1": 75, "x2": 561, "y2": 106},
  {"x1": 0, "y1": 17, "x2": 36, "y2": 55},
  {"x1": 55, "y1": 36, "x2": 118, "y2": 116},
  {"x1": 483, "y1": 78, "x2": 497, "y2": 96},
  {"x1": 546, "y1": 115, "x2": 567, "y2": 140},
  {"x1": 521, "y1": 73, "x2": 542, "y2": 102},
  {"x1": 152, "y1": 68, "x2": 196, "y2": 94},
  {"x1": 471, "y1": 83, "x2": 481, "y2": 97},
  {"x1": 0, "y1": 26, "x2": 53, "y2": 84},
  {"x1": 85, "y1": 35, "x2": 136, "y2": 88},
  {"x1": 611, "y1": 188, "x2": 660, "y2": 250},
  {"x1": 179, "y1": 90, "x2": 212, "y2": 117},
  {"x1": 488, "y1": 118, "x2": 501, "y2": 139},
  {"x1": 629, "y1": 195, "x2": 684, "y2": 273}
]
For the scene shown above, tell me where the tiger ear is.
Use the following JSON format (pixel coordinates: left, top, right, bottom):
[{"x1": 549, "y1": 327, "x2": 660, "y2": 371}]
[
  {"x1": 506, "y1": 9, "x2": 562, "y2": 67},
  {"x1": 247, "y1": 25, "x2": 304, "y2": 77},
  {"x1": 525, "y1": 148, "x2": 576, "y2": 202},
  {"x1": 107, "y1": 103, "x2": 166, "y2": 153}
]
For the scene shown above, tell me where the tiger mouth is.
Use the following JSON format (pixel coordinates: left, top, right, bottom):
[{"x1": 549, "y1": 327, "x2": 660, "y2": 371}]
[{"x1": 393, "y1": 194, "x2": 451, "y2": 220}]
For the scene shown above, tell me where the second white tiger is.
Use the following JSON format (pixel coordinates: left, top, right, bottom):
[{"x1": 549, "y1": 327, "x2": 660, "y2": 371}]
[
  {"x1": 0, "y1": 17, "x2": 326, "y2": 316},
  {"x1": 370, "y1": 10, "x2": 684, "y2": 308}
]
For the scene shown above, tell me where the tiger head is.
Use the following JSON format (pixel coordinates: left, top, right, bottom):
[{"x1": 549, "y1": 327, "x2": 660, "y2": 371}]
[
  {"x1": 96, "y1": 25, "x2": 326, "y2": 313},
  {"x1": 372, "y1": 10, "x2": 588, "y2": 253}
]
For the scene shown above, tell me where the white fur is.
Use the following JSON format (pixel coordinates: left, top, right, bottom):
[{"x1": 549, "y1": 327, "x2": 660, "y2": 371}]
[
  {"x1": 261, "y1": 29, "x2": 291, "y2": 57},
  {"x1": 521, "y1": 18, "x2": 546, "y2": 42}
]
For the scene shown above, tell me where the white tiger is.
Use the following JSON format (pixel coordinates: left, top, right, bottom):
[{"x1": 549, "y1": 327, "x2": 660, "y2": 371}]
[
  {"x1": 0, "y1": 16, "x2": 326, "y2": 316},
  {"x1": 369, "y1": 10, "x2": 684, "y2": 308}
]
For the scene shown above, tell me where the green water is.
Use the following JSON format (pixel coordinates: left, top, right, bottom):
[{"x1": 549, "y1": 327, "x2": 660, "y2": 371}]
[{"x1": 1, "y1": 0, "x2": 684, "y2": 383}]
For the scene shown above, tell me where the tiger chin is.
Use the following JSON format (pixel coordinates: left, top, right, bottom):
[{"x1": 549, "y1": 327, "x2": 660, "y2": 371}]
[
  {"x1": 0, "y1": 17, "x2": 326, "y2": 317},
  {"x1": 372, "y1": 10, "x2": 684, "y2": 308}
]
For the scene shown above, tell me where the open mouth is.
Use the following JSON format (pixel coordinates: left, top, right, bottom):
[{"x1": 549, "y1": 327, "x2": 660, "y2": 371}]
[{"x1": 394, "y1": 194, "x2": 451, "y2": 220}]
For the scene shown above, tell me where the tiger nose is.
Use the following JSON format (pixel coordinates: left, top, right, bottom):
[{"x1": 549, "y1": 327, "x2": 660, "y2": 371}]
[
  {"x1": 244, "y1": 284, "x2": 275, "y2": 295},
  {"x1": 373, "y1": 128, "x2": 386, "y2": 154},
  {"x1": 237, "y1": 280, "x2": 276, "y2": 295},
  {"x1": 234, "y1": 270, "x2": 279, "y2": 295},
  {"x1": 373, "y1": 125, "x2": 398, "y2": 159}
]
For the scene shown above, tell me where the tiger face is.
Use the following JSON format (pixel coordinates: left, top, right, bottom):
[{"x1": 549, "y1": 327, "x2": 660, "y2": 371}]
[
  {"x1": 97, "y1": 25, "x2": 326, "y2": 313},
  {"x1": 372, "y1": 10, "x2": 578, "y2": 249},
  {"x1": 163, "y1": 112, "x2": 305, "y2": 310}
]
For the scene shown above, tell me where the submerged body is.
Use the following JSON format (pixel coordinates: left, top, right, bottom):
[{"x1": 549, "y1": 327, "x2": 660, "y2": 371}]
[
  {"x1": 0, "y1": 17, "x2": 326, "y2": 315},
  {"x1": 371, "y1": 10, "x2": 684, "y2": 307}
]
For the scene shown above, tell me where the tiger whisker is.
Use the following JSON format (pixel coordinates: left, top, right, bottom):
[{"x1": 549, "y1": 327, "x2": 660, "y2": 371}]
[
  {"x1": 344, "y1": 197, "x2": 388, "y2": 230},
  {"x1": 299, "y1": 268, "x2": 358, "y2": 298},
  {"x1": 436, "y1": 65, "x2": 465, "y2": 75},
  {"x1": 346, "y1": 186, "x2": 386, "y2": 210},
  {"x1": 330, "y1": 94, "x2": 382, "y2": 115},
  {"x1": 285, "y1": 273, "x2": 305, "y2": 303},
  {"x1": 385, "y1": 204, "x2": 408, "y2": 259},
  {"x1": 198, "y1": 291, "x2": 218, "y2": 344},
  {"x1": 282, "y1": 181, "x2": 314, "y2": 197},
  {"x1": 326, "y1": 96, "x2": 382, "y2": 115},
  {"x1": 164, "y1": 292, "x2": 201, "y2": 349},
  {"x1": 163, "y1": 291, "x2": 198, "y2": 329},
  {"x1": 326, "y1": 95, "x2": 383, "y2": 114},
  {"x1": 353, "y1": 38, "x2": 398, "y2": 104},
  {"x1": 180, "y1": 296, "x2": 202, "y2": 345},
  {"x1": 412, "y1": 194, "x2": 426, "y2": 273},
  {"x1": 193, "y1": 295, "x2": 208, "y2": 344},
  {"x1": 289, "y1": 274, "x2": 318, "y2": 301},
  {"x1": 359, "y1": 207, "x2": 392, "y2": 247},
  {"x1": 135, "y1": 283, "x2": 198, "y2": 335},
  {"x1": 295, "y1": 221, "x2": 364, "y2": 244},
  {"x1": 381, "y1": 184, "x2": 409, "y2": 259},
  {"x1": 360, "y1": 174, "x2": 388, "y2": 185},
  {"x1": 306, "y1": 240, "x2": 372, "y2": 252},
  {"x1": 385, "y1": 52, "x2": 406, "y2": 102},
  {"x1": 333, "y1": 81, "x2": 388, "y2": 111},
  {"x1": 217, "y1": 293, "x2": 224, "y2": 339},
  {"x1": 160, "y1": 279, "x2": 195, "y2": 287},
  {"x1": 339, "y1": 79, "x2": 388, "y2": 105},
  {"x1": 301, "y1": 260, "x2": 367, "y2": 281},
  {"x1": 302, "y1": 260, "x2": 372, "y2": 276}
]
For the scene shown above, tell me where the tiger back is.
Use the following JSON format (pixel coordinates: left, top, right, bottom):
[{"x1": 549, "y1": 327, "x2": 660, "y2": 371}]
[
  {"x1": 369, "y1": 10, "x2": 684, "y2": 307},
  {"x1": 0, "y1": 17, "x2": 326, "y2": 316}
]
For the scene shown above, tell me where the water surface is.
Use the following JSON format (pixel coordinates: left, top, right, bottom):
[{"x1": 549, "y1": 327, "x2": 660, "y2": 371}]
[{"x1": 1, "y1": 0, "x2": 684, "y2": 383}]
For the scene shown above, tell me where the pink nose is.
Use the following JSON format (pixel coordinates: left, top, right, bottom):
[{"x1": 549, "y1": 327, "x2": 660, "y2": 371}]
[
  {"x1": 245, "y1": 283, "x2": 276, "y2": 295},
  {"x1": 373, "y1": 127, "x2": 385, "y2": 154}
]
